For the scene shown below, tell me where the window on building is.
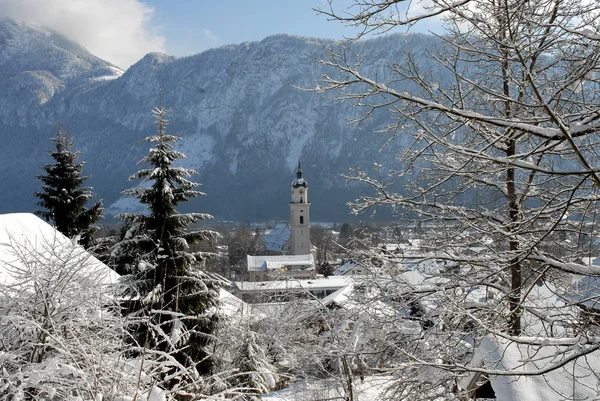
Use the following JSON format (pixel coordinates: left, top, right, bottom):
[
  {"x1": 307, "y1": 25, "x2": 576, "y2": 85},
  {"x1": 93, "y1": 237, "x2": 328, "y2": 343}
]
[
  {"x1": 300, "y1": 197, "x2": 303, "y2": 203},
  {"x1": 300, "y1": 216, "x2": 304, "y2": 224}
]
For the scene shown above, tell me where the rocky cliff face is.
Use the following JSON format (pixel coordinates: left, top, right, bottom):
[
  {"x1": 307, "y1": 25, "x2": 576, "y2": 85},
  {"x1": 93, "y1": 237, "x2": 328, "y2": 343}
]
[{"x1": 0, "y1": 18, "x2": 441, "y2": 222}]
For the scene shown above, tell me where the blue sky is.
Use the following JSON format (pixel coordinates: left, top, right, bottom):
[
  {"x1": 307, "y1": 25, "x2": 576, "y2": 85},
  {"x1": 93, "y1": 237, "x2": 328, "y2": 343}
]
[
  {"x1": 0, "y1": 0, "x2": 441, "y2": 68},
  {"x1": 142, "y1": 0, "x2": 363, "y2": 57}
]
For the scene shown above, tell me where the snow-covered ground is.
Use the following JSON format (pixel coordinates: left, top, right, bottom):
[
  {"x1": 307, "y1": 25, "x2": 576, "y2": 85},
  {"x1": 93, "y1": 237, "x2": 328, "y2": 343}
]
[{"x1": 264, "y1": 376, "x2": 392, "y2": 401}]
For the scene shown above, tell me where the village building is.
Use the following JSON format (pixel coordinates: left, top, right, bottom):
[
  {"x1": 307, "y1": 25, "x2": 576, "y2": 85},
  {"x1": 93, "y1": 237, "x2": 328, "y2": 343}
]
[
  {"x1": 260, "y1": 161, "x2": 314, "y2": 255},
  {"x1": 0, "y1": 213, "x2": 118, "y2": 288},
  {"x1": 247, "y1": 253, "x2": 315, "y2": 281},
  {"x1": 333, "y1": 260, "x2": 361, "y2": 276},
  {"x1": 233, "y1": 276, "x2": 350, "y2": 303},
  {"x1": 263, "y1": 222, "x2": 291, "y2": 254},
  {"x1": 459, "y1": 335, "x2": 600, "y2": 400}
]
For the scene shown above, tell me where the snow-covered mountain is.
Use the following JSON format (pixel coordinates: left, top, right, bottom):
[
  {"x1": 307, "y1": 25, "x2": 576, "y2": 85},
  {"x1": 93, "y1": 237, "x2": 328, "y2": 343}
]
[{"x1": 0, "y1": 18, "x2": 441, "y2": 222}]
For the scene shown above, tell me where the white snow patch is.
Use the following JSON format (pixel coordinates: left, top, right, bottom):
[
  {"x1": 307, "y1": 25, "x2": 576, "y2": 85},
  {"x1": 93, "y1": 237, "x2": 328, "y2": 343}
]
[
  {"x1": 332, "y1": 141, "x2": 343, "y2": 158},
  {"x1": 579, "y1": 26, "x2": 600, "y2": 39},
  {"x1": 91, "y1": 74, "x2": 119, "y2": 82},
  {"x1": 460, "y1": 336, "x2": 600, "y2": 401},
  {"x1": 286, "y1": 133, "x2": 312, "y2": 172},
  {"x1": 220, "y1": 288, "x2": 249, "y2": 316},
  {"x1": 107, "y1": 195, "x2": 145, "y2": 216},
  {"x1": 178, "y1": 134, "x2": 215, "y2": 171},
  {"x1": 264, "y1": 376, "x2": 392, "y2": 400}
]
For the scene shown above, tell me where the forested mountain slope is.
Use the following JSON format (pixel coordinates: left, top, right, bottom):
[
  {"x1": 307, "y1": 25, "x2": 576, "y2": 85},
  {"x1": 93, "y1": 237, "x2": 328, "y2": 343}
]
[{"x1": 0, "y1": 17, "x2": 444, "y2": 221}]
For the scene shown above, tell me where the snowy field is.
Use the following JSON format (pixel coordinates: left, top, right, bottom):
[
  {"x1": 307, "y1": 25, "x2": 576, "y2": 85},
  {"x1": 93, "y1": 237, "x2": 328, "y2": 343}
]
[{"x1": 264, "y1": 376, "x2": 391, "y2": 401}]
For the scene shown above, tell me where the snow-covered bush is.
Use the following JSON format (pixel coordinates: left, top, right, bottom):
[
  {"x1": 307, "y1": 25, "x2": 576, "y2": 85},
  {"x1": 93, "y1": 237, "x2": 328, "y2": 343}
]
[
  {"x1": 0, "y1": 230, "x2": 159, "y2": 400},
  {"x1": 230, "y1": 329, "x2": 278, "y2": 400}
]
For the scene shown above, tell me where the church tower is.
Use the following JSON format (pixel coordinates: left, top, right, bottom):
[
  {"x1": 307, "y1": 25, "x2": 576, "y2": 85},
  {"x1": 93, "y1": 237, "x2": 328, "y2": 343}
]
[{"x1": 285, "y1": 160, "x2": 311, "y2": 255}]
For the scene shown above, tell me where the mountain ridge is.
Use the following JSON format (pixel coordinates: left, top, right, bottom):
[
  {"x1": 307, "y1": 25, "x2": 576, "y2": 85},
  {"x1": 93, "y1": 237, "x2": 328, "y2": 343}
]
[{"x1": 0, "y1": 18, "x2": 439, "y2": 222}]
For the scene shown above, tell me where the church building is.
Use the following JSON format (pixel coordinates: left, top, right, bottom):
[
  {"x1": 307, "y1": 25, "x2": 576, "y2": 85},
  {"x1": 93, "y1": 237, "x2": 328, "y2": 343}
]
[
  {"x1": 283, "y1": 160, "x2": 312, "y2": 255},
  {"x1": 247, "y1": 160, "x2": 315, "y2": 282}
]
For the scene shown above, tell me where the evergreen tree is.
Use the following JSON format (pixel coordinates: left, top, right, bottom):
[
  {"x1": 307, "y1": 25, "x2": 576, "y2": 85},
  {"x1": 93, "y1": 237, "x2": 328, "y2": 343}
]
[
  {"x1": 115, "y1": 99, "x2": 221, "y2": 388},
  {"x1": 35, "y1": 125, "x2": 103, "y2": 249},
  {"x1": 250, "y1": 227, "x2": 267, "y2": 256},
  {"x1": 231, "y1": 330, "x2": 278, "y2": 400}
]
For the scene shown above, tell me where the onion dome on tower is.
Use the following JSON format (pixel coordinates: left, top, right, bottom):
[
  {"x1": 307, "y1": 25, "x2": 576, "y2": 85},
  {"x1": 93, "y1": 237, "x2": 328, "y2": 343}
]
[{"x1": 292, "y1": 160, "x2": 307, "y2": 188}]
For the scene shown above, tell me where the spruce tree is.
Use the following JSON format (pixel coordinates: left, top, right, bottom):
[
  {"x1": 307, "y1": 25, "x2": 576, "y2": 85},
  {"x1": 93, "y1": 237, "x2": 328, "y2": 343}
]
[
  {"x1": 115, "y1": 99, "x2": 220, "y2": 386},
  {"x1": 35, "y1": 125, "x2": 103, "y2": 249},
  {"x1": 232, "y1": 330, "x2": 277, "y2": 399}
]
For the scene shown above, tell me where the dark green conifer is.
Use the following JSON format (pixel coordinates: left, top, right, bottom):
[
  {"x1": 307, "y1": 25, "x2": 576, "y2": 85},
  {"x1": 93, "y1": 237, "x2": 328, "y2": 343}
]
[
  {"x1": 115, "y1": 98, "x2": 220, "y2": 382},
  {"x1": 35, "y1": 125, "x2": 103, "y2": 249}
]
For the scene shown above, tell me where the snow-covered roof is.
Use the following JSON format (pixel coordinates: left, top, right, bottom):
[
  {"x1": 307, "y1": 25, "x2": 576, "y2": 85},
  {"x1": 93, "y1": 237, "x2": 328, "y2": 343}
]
[
  {"x1": 333, "y1": 260, "x2": 358, "y2": 276},
  {"x1": 235, "y1": 276, "x2": 350, "y2": 293},
  {"x1": 263, "y1": 223, "x2": 290, "y2": 253},
  {"x1": 247, "y1": 254, "x2": 314, "y2": 272},
  {"x1": 382, "y1": 243, "x2": 411, "y2": 252},
  {"x1": 460, "y1": 336, "x2": 600, "y2": 401},
  {"x1": 320, "y1": 284, "x2": 354, "y2": 307},
  {"x1": 219, "y1": 288, "x2": 249, "y2": 317},
  {"x1": 319, "y1": 282, "x2": 415, "y2": 326},
  {"x1": 571, "y1": 274, "x2": 600, "y2": 310},
  {"x1": 0, "y1": 213, "x2": 118, "y2": 287}
]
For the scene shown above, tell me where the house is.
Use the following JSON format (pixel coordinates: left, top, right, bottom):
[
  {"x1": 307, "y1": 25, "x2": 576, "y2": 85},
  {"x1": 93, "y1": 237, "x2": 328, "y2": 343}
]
[
  {"x1": 0, "y1": 213, "x2": 118, "y2": 287},
  {"x1": 332, "y1": 260, "x2": 366, "y2": 276},
  {"x1": 247, "y1": 161, "x2": 316, "y2": 280},
  {"x1": 263, "y1": 222, "x2": 291, "y2": 254},
  {"x1": 570, "y1": 273, "x2": 600, "y2": 328},
  {"x1": 247, "y1": 253, "x2": 316, "y2": 281},
  {"x1": 233, "y1": 276, "x2": 350, "y2": 303},
  {"x1": 459, "y1": 335, "x2": 600, "y2": 400}
]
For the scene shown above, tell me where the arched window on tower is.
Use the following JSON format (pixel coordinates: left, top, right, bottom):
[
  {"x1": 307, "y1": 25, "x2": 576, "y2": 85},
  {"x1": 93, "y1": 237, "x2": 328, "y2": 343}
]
[
  {"x1": 300, "y1": 197, "x2": 303, "y2": 203},
  {"x1": 300, "y1": 216, "x2": 304, "y2": 224}
]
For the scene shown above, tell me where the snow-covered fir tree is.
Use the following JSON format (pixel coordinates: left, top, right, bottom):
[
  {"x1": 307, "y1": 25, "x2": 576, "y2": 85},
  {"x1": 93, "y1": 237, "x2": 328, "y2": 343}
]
[
  {"x1": 113, "y1": 98, "x2": 221, "y2": 392},
  {"x1": 34, "y1": 125, "x2": 103, "y2": 249},
  {"x1": 231, "y1": 330, "x2": 278, "y2": 400}
]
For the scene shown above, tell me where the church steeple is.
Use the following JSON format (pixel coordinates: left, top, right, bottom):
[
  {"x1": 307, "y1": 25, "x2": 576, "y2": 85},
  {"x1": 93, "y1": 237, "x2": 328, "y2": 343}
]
[
  {"x1": 285, "y1": 159, "x2": 311, "y2": 255},
  {"x1": 292, "y1": 159, "x2": 307, "y2": 189}
]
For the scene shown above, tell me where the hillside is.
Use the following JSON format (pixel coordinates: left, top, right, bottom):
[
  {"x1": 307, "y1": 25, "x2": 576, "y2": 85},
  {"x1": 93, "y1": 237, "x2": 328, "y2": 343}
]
[{"x1": 0, "y1": 18, "x2": 443, "y2": 222}]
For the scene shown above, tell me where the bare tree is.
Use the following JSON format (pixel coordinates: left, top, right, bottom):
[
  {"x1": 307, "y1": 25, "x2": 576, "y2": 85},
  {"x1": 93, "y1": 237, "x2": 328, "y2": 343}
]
[
  {"x1": 311, "y1": 226, "x2": 336, "y2": 270},
  {"x1": 313, "y1": 0, "x2": 600, "y2": 398},
  {"x1": 226, "y1": 227, "x2": 257, "y2": 281}
]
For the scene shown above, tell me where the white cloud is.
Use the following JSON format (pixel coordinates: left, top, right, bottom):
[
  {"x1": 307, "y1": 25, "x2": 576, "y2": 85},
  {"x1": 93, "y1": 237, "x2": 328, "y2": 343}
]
[
  {"x1": 0, "y1": 0, "x2": 166, "y2": 69},
  {"x1": 202, "y1": 28, "x2": 221, "y2": 45}
]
